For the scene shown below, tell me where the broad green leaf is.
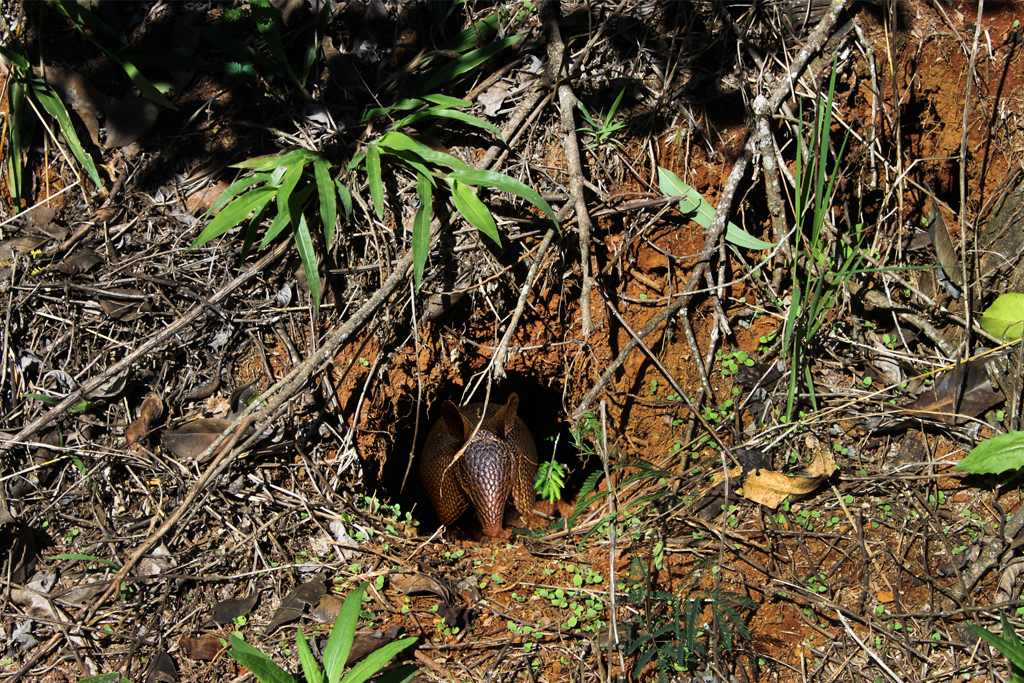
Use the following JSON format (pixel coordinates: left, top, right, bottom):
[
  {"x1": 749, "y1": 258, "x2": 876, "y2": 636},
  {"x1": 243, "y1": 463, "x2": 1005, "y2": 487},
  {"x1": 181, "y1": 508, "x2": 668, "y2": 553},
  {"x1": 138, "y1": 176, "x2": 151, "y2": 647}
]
[
  {"x1": 207, "y1": 172, "x2": 273, "y2": 216},
  {"x1": 377, "y1": 132, "x2": 472, "y2": 172},
  {"x1": 6, "y1": 79, "x2": 28, "y2": 204},
  {"x1": 412, "y1": 173, "x2": 433, "y2": 290},
  {"x1": 191, "y1": 186, "x2": 275, "y2": 248},
  {"x1": 366, "y1": 143, "x2": 384, "y2": 219},
  {"x1": 657, "y1": 167, "x2": 774, "y2": 250},
  {"x1": 967, "y1": 617, "x2": 1024, "y2": 673},
  {"x1": 32, "y1": 85, "x2": 104, "y2": 190},
  {"x1": 448, "y1": 169, "x2": 557, "y2": 225},
  {"x1": 451, "y1": 180, "x2": 500, "y2": 244},
  {"x1": 296, "y1": 628, "x2": 324, "y2": 683},
  {"x1": 0, "y1": 44, "x2": 30, "y2": 70},
  {"x1": 77, "y1": 674, "x2": 126, "y2": 683},
  {"x1": 228, "y1": 639, "x2": 296, "y2": 683},
  {"x1": 955, "y1": 430, "x2": 1024, "y2": 475},
  {"x1": 372, "y1": 666, "x2": 418, "y2": 683},
  {"x1": 323, "y1": 583, "x2": 367, "y2": 683},
  {"x1": 313, "y1": 157, "x2": 337, "y2": 246},
  {"x1": 45, "y1": 553, "x2": 121, "y2": 570},
  {"x1": 340, "y1": 637, "x2": 417, "y2": 683},
  {"x1": 980, "y1": 293, "x2": 1024, "y2": 342},
  {"x1": 412, "y1": 35, "x2": 522, "y2": 96},
  {"x1": 336, "y1": 180, "x2": 353, "y2": 223},
  {"x1": 293, "y1": 212, "x2": 320, "y2": 317}
]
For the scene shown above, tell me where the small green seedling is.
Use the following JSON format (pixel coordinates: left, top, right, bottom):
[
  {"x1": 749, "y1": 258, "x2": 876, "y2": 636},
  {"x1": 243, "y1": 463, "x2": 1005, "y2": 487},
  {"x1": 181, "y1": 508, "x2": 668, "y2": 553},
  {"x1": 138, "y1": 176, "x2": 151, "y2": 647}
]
[{"x1": 227, "y1": 583, "x2": 417, "y2": 683}]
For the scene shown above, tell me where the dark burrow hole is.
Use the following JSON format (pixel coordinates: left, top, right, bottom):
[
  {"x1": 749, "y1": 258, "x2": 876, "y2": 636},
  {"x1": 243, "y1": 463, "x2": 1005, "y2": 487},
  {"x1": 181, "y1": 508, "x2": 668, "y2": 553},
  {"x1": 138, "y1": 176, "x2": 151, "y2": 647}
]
[{"x1": 380, "y1": 373, "x2": 599, "y2": 538}]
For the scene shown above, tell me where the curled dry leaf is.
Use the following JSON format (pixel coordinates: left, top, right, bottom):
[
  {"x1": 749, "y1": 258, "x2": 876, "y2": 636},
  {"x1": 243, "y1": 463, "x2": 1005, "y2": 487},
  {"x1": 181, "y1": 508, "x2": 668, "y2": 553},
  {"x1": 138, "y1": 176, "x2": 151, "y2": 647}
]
[
  {"x1": 161, "y1": 418, "x2": 253, "y2": 462},
  {"x1": 57, "y1": 248, "x2": 103, "y2": 275},
  {"x1": 738, "y1": 449, "x2": 836, "y2": 509},
  {"x1": 126, "y1": 392, "x2": 163, "y2": 451},
  {"x1": 264, "y1": 575, "x2": 327, "y2": 634}
]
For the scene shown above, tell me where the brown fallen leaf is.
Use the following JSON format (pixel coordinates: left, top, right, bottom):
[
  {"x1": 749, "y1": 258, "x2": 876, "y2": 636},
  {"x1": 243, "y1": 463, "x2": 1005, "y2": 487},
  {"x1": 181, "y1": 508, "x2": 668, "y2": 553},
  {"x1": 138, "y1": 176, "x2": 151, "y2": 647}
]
[
  {"x1": 57, "y1": 248, "x2": 103, "y2": 275},
  {"x1": 903, "y1": 356, "x2": 1005, "y2": 425},
  {"x1": 924, "y1": 182, "x2": 963, "y2": 288},
  {"x1": 206, "y1": 591, "x2": 259, "y2": 626},
  {"x1": 738, "y1": 449, "x2": 836, "y2": 509},
  {"x1": 179, "y1": 634, "x2": 223, "y2": 661},
  {"x1": 161, "y1": 418, "x2": 253, "y2": 462},
  {"x1": 105, "y1": 98, "x2": 160, "y2": 149},
  {"x1": 0, "y1": 235, "x2": 49, "y2": 262},
  {"x1": 127, "y1": 392, "x2": 163, "y2": 451},
  {"x1": 184, "y1": 182, "x2": 228, "y2": 215},
  {"x1": 100, "y1": 288, "x2": 152, "y2": 321},
  {"x1": 265, "y1": 576, "x2": 328, "y2": 634},
  {"x1": 144, "y1": 649, "x2": 178, "y2": 683}
]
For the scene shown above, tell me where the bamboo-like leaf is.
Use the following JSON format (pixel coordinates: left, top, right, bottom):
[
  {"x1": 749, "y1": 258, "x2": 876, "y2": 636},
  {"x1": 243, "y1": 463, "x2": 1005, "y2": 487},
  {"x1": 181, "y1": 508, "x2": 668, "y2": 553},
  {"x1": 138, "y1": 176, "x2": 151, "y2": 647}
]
[
  {"x1": 423, "y1": 94, "x2": 473, "y2": 108},
  {"x1": 411, "y1": 35, "x2": 522, "y2": 96},
  {"x1": 293, "y1": 211, "x2": 320, "y2": 317},
  {"x1": 296, "y1": 628, "x2": 324, "y2": 683},
  {"x1": 313, "y1": 157, "x2": 337, "y2": 246},
  {"x1": 437, "y1": 13, "x2": 500, "y2": 52},
  {"x1": 339, "y1": 637, "x2": 417, "y2": 683},
  {"x1": 412, "y1": 173, "x2": 433, "y2": 290},
  {"x1": 336, "y1": 180, "x2": 353, "y2": 223},
  {"x1": 451, "y1": 180, "x2": 500, "y2": 244},
  {"x1": 362, "y1": 98, "x2": 424, "y2": 123},
  {"x1": 448, "y1": 169, "x2": 557, "y2": 225},
  {"x1": 366, "y1": 143, "x2": 384, "y2": 219},
  {"x1": 234, "y1": 149, "x2": 317, "y2": 171},
  {"x1": 395, "y1": 108, "x2": 501, "y2": 137},
  {"x1": 259, "y1": 162, "x2": 306, "y2": 250},
  {"x1": 377, "y1": 132, "x2": 472, "y2": 172},
  {"x1": 32, "y1": 84, "x2": 104, "y2": 190},
  {"x1": 323, "y1": 584, "x2": 367, "y2": 683},
  {"x1": 192, "y1": 187, "x2": 275, "y2": 248},
  {"x1": 239, "y1": 202, "x2": 268, "y2": 267},
  {"x1": 207, "y1": 172, "x2": 273, "y2": 216},
  {"x1": 657, "y1": 167, "x2": 774, "y2": 250}
]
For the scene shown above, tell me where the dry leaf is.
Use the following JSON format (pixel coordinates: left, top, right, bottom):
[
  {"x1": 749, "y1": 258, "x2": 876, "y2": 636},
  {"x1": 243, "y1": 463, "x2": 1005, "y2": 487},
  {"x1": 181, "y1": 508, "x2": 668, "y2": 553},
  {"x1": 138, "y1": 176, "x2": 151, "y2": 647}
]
[
  {"x1": 127, "y1": 392, "x2": 163, "y2": 452},
  {"x1": 206, "y1": 591, "x2": 259, "y2": 626},
  {"x1": 179, "y1": 634, "x2": 222, "y2": 661},
  {"x1": 265, "y1": 575, "x2": 327, "y2": 634},
  {"x1": 903, "y1": 356, "x2": 1005, "y2": 425},
  {"x1": 100, "y1": 289, "x2": 152, "y2": 321},
  {"x1": 105, "y1": 98, "x2": 160, "y2": 149},
  {"x1": 161, "y1": 418, "x2": 252, "y2": 462},
  {"x1": 57, "y1": 248, "x2": 103, "y2": 275},
  {"x1": 478, "y1": 82, "x2": 512, "y2": 117},
  {"x1": 924, "y1": 183, "x2": 963, "y2": 287},
  {"x1": 738, "y1": 450, "x2": 836, "y2": 509}
]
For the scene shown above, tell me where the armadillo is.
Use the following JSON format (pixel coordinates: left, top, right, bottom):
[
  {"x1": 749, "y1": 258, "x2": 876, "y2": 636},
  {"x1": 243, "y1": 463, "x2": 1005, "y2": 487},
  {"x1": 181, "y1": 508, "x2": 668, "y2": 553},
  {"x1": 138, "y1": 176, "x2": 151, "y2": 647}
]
[{"x1": 420, "y1": 393, "x2": 538, "y2": 536}]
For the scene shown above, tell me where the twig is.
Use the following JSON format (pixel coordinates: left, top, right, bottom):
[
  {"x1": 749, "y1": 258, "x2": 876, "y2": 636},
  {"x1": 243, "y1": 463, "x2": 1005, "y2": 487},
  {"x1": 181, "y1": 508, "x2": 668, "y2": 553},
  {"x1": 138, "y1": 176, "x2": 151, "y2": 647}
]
[
  {"x1": 491, "y1": 228, "x2": 557, "y2": 379},
  {"x1": 543, "y1": 0, "x2": 594, "y2": 339}
]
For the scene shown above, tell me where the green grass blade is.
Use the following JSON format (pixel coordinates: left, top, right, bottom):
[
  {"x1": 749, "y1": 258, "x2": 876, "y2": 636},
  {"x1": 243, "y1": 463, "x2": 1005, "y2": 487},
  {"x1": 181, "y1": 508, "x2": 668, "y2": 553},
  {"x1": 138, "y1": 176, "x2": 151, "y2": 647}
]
[
  {"x1": 0, "y1": 44, "x2": 30, "y2": 70},
  {"x1": 410, "y1": 35, "x2": 522, "y2": 97},
  {"x1": 191, "y1": 186, "x2": 275, "y2": 248},
  {"x1": 967, "y1": 621, "x2": 1024, "y2": 673},
  {"x1": 324, "y1": 583, "x2": 367, "y2": 683},
  {"x1": 32, "y1": 84, "x2": 104, "y2": 190},
  {"x1": 451, "y1": 180, "x2": 500, "y2": 244},
  {"x1": 340, "y1": 637, "x2": 416, "y2": 683},
  {"x1": 423, "y1": 94, "x2": 473, "y2": 108},
  {"x1": 448, "y1": 169, "x2": 557, "y2": 225},
  {"x1": 362, "y1": 98, "x2": 424, "y2": 123},
  {"x1": 437, "y1": 13, "x2": 500, "y2": 52},
  {"x1": 234, "y1": 149, "x2": 317, "y2": 171},
  {"x1": 366, "y1": 143, "x2": 384, "y2": 219},
  {"x1": 313, "y1": 157, "x2": 337, "y2": 247},
  {"x1": 296, "y1": 628, "x2": 324, "y2": 683},
  {"x1": 412, "y1": 173, "x2": 433, "y2": 290},
  {"x1": 239, "y1": 203, "x2": 268, "y2": 267},
  {"x1": 377, "y1": 132, "x2": 472, "y2": 172},
  {"x1": 106, "y1": 53, "x2": 177, "y2": 110},
  {"x1": 45, "y1": 553, "x2": 121, "y2": 570},
  {"x1": 293, "y1": 211, "x2": 320, "y2": 317},
  {"x1": 6, "y1": 79, "x2": 28, "y2": 204}
]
